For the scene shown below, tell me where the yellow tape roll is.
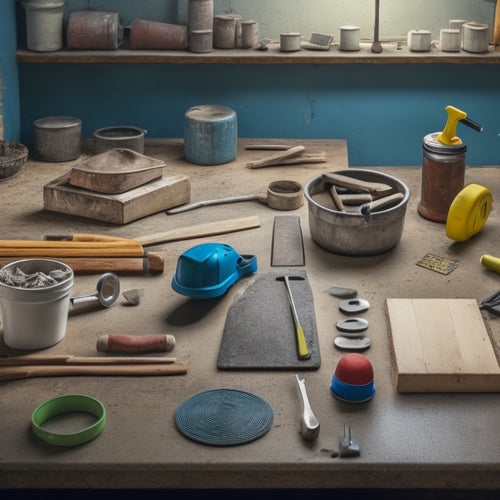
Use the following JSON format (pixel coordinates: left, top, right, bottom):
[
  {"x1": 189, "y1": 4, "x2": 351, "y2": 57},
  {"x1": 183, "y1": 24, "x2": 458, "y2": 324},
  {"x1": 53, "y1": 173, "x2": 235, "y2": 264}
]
[{"x1": 446, "y1": 184, "x2": 493, "y2": 242}]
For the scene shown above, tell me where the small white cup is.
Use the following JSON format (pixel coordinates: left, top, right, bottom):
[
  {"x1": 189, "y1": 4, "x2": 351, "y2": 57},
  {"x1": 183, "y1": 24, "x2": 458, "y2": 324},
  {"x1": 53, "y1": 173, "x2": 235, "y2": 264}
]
[
  {"x1": 280, "y1": 32, "x2": 301, "y2": 52},
  {"x1": 462, "y1": 22, "x2": 489, "y2": 53},
  {"x1": 407, "y1": 30, "x2": 432, "y2": 52},
  {"x1": 440, "y1": 28, "x2": 461, "y2": 52},
  {"x1": 339, "y1": 25, "x2": 360, "y2": 51}
]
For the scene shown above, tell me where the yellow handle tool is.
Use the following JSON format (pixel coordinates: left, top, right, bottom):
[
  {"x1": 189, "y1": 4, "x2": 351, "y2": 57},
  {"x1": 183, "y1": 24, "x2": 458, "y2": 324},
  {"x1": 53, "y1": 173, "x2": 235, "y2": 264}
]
[
  {"x1": 278, "y1": 275, "x2": 311, "y2": 360},
  {"x1": 481, "y1": 254, "x2": 500, "y2": 274},
  {"x1": 437, "y1": 105, "x2": 483, "y2": 146}
]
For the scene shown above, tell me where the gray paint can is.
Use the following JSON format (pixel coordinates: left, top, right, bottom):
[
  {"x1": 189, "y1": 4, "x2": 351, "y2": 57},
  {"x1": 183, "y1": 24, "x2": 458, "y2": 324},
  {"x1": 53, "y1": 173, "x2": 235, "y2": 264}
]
[
  {"x1": 188, "y1": 0, "x2": 213, "y2": 32},
  {"x1": 34, "y1": 116, "x2": 82, "y2": 162},
  {"x1": 22, "y1": 0, "x2": 65, "y2": 52}
]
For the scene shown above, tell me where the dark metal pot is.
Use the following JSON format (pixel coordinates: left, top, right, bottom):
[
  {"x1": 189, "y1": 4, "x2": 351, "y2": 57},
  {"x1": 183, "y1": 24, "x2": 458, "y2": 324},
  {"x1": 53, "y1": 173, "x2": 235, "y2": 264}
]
[{"x1": 93, "y1": 126, "x2": 147, "y2": 154}]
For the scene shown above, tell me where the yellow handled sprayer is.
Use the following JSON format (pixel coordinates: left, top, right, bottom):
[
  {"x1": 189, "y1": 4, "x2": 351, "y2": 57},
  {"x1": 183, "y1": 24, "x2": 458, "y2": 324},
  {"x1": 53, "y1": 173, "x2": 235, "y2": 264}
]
[
  {"x1": 437, "y1": 105, "x2": 483, "y2": 146},
  {"x1": 418, "y1": 105, "x2": 483, "y2": 223}
]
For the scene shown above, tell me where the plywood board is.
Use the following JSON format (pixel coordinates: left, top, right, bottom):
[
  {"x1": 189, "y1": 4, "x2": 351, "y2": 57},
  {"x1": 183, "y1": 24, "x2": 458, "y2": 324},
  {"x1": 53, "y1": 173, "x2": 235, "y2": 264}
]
[
  {"x1": 386, "y1": 298, "x2": 500, "y2": 393},
  {"x1": 44, "y1": 172, "x2": 190, "y2": 224}
]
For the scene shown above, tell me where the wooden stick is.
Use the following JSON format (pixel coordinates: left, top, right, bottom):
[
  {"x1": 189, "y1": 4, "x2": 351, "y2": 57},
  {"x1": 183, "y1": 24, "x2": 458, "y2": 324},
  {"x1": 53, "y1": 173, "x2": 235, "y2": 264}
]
[
  {"x1": 0, "y1": 239, "x2": 145, "y2": 258},
  {"x1": 0, "y1": 361, "x2": 188, "y2": 381},
  {"x1": 0, "y1": 355, "x2": 177, "y2": 365},
  {"x1": 329, "y1": 186, "x2": 345, "y2": 211},
  {"x1": 339, "y1": 193, "x2": 373, "y2": 205},
  {"x1": 135, "y1": 216, "x2": 260, "y2": 247},
  {"x1": 264, "y1": 152, "x2": 327, "y2": 166},
  {"x1": 44, "y1": 217, "x2": 261, "y2": 249},
  {"x1": 322, "y1": 172, "x2": 394, "y2": 196},
  {"x1": 494, "y1": 0, "x2": 500, "y2": 45},
  {"x1": 247, "y1": 145, "x2": 306, "y2": 168},
  {"x1": 244, "y1": 144, "x2": 291, "y2": 150},
  {"x1": 0, "y1": 252, "x2": 165, "y2": 275}
]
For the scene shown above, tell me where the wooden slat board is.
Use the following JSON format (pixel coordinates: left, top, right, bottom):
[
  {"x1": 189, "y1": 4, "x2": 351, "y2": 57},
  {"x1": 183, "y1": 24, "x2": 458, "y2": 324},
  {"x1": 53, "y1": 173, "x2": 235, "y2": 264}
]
[{"x1": 386, "y1": 298, "x2": 500, "y2": 393}]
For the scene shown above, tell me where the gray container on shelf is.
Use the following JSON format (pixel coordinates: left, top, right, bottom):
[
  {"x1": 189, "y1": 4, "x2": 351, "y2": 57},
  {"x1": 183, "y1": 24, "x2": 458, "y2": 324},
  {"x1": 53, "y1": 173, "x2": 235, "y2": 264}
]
[
  {"x1": 22, "y1": 0, "x2": 65, "y2": 52},
  {"x1": 188, "y1": 0, "x2": 213, "y2": 33},
  {"x1": 0, "y1": 259, "x2": 74, "y2": 350},
  {"x1": 93, "y1": 126, "x2": 147, "y2": 154},
  {"x1": 34, "y1": 116, "x2": 82, "y2": 162}
]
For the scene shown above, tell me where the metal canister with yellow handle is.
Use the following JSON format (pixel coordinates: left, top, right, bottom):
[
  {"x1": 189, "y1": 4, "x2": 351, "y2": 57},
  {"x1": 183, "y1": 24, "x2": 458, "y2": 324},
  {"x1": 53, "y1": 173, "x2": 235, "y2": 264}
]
[{"x1": 418, "y1": 105, "x2": 483, "y2": 223}]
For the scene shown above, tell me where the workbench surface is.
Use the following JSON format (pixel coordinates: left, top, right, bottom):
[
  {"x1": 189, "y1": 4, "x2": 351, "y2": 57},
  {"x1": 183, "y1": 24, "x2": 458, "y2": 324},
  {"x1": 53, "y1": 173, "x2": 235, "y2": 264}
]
[{"x1": 0, "y1": 139, "x2": 499, "y2": 492}]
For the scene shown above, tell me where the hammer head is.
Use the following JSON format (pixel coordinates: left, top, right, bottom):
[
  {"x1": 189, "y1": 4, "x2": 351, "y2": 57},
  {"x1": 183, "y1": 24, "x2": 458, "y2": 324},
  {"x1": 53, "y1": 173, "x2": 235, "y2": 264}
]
[{"x1": 276, "y1": 275, "x2": 305, "y2": 282}]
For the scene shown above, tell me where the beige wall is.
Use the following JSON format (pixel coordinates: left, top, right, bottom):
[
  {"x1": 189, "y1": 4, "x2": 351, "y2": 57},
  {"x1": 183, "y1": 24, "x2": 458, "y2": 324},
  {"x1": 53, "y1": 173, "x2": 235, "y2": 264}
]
[{"x1": 177, "y1": 0, "x2": 495, "y2": 41}]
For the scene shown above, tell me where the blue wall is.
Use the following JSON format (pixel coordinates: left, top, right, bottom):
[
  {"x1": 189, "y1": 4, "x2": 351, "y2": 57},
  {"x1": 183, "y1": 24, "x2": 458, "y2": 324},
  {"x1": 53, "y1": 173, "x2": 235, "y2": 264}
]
[
  {"x1": 18, "y1": 62, "x2": 500, "y2": 166},
  {"x1": 0, "y1": 1, "x2": 20, "y2": 141},
  {"x1": 6, "y1": 0, "x2": 500, "y2": 165}
]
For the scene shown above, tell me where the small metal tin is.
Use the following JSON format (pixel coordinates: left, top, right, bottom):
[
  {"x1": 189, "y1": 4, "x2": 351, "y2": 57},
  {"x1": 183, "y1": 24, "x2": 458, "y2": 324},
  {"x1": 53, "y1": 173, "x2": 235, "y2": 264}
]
[
  {"x1": 34, "y1": 116, "x2": 82, "y2": 162},
  {"x1": 280, "y1": 32, "x2": 301, "y2": 52},
  {"x1": 93, "y1": 126, "x2": 146, "y2": 154},
  {"x1": 189, "y1": 29, "x2": 213, "y2": 53}
]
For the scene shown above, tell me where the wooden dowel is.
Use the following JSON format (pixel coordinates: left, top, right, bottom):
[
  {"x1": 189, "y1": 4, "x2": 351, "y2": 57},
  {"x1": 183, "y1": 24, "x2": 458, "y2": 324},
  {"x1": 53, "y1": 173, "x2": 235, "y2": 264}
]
[
  {"x1": 0, "y1": 239, "x2": 145, "y2": 258},
  {"x1": 247, "y1": 145, "x2": 306, "y2": 168},
  {"x1": 0, "y1": 361, "x2": 188, "y2": 381},
  {"x1": 0, "y1": 355, "x2": 177, "y2": 365}
]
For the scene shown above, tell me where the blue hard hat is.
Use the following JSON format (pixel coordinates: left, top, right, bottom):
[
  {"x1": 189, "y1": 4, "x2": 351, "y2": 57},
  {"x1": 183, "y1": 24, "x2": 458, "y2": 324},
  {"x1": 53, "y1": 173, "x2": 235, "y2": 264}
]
[{"x1": 172, "y1": 243, "x2": 257, "y2": 299}]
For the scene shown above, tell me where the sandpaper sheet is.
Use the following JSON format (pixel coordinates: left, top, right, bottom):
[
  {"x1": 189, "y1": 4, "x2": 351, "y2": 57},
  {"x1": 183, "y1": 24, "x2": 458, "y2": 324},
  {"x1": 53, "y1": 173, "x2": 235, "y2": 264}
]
[
  {"x1": 271, "y1": 215, "x2": 305, "y2": 266},
  {"x1": 217, "y1": 271, "x2": 320, "y2": 370}
]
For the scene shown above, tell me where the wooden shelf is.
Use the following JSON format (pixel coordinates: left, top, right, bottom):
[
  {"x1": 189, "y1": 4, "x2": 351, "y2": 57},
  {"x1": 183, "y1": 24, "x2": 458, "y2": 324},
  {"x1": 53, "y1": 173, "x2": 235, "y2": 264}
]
[{"x1": 16, "y1": 42, "x2": 500, "y2": 64}]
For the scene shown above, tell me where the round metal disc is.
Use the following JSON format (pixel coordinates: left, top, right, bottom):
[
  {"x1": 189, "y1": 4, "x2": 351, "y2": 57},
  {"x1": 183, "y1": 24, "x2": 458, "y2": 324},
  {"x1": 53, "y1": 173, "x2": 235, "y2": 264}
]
[
  {"x1": 334, "y1": 335, "x2": 371, "y2": 352},
  {"x1": 339, "y1": 298, "x2": 370, "y2": 314},
  {"x1": 336, "y1": 317, "x2": 369, "y2": 336}
]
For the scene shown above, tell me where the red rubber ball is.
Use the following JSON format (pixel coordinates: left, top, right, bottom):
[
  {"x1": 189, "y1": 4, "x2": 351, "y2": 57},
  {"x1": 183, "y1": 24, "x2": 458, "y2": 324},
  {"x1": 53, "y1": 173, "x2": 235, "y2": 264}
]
[{"x1": 334, "y1": 353, "x2": 374, "y2": 385}]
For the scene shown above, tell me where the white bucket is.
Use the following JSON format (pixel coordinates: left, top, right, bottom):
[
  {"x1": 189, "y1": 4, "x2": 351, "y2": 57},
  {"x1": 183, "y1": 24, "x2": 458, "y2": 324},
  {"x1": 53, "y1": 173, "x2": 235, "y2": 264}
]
[
  {"x1": 0, "y1": 259, "x2": 73, "y2": 350},
  {"x1": 22, "y1": 0, "x2": 65, "y2": 52}
]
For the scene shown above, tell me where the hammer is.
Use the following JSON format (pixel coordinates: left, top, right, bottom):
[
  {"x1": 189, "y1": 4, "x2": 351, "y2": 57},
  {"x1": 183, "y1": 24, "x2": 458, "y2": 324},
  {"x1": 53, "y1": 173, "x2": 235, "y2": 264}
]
[{"x1": 276, "y1": 275, "x2": 310, "y2": 360}]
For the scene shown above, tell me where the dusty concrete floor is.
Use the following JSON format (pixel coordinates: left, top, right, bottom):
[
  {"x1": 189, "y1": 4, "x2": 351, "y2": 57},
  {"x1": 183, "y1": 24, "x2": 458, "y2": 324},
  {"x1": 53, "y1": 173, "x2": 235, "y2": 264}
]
[{"x1": 0, "y1": 139, "x2": 499, "y2": 492}]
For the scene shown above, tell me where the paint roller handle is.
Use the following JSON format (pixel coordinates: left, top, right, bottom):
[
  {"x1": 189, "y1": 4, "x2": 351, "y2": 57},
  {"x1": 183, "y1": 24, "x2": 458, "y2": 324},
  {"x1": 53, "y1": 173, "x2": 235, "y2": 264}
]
[{"x1": 480, "y1": 254, "x2": 500, "y2": 273}]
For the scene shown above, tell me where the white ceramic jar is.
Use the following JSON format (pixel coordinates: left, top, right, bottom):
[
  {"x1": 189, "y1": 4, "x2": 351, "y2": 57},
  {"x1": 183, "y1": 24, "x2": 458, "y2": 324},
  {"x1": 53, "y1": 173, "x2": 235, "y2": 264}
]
[
  {"x1": 440, "y1": 28, "x2": 461, "y2": 52},
  {"x1": 339, "y1": 25, "x2": 360, "y2": 51},
  {"x1": 407, "y1": 30, "x2": 432, "y2": 52}
]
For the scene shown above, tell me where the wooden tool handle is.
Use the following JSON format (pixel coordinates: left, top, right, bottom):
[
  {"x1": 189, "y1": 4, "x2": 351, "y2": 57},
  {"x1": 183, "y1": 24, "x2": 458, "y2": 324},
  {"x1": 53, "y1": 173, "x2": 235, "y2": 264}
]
[
  {"x1": 96, "y1": 334, "x2": 176, "y2": 354},
  {"x1": 44, "y1": 234, "x2": 129, "y2": 242},
  {"x1": 135, "y1": 216, "x2": 260, "y2": 247},
  {"x1": 494, "y1": 0, "x2": 500, "y2": 45},
  {"x1": 0, "y1": 355, "x2": 177, "y2": 365},
  {"x1": 0, "y1": 252, "x2": 164, "y2": 274},
  {"x1": 0, "y1": 240, "x2": 144, "y2": 257},
  {"x1": 0, "y1": 362, "x2": 188, "y2": 381}
]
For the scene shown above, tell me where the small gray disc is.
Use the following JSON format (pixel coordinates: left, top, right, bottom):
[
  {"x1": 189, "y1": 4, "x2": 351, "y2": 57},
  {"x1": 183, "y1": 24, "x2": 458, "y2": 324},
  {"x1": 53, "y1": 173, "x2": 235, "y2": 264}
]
[
  {"x1": 336, "y1": 317, "x2": 369, "y2": 336},
  {"x1": 334, "y1": 336, "x2": 371, "y2": 352},
  {"x1": 339, "y1": 298, "x2": 370, "y2": 314},
  {"x1": 328, "y1": 286, "x2": 357, "y2": 299}
]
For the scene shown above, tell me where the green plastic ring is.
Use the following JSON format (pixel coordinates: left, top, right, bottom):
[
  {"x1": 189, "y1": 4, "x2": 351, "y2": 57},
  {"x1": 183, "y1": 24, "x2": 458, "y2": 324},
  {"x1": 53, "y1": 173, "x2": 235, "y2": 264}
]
[{"x1": 31, "y1": 394, "x2": 106, "y2": 447}]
